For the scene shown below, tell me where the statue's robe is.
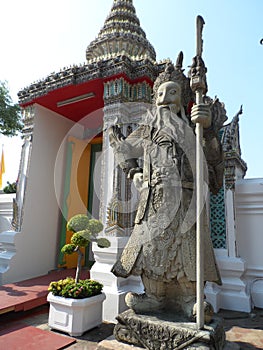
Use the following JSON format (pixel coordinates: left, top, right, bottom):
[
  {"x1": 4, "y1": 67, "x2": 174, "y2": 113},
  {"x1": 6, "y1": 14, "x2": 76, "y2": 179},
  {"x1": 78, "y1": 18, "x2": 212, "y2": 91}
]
[{"x1": 111, "y1": 114, "x2": 223, "y2": 285}]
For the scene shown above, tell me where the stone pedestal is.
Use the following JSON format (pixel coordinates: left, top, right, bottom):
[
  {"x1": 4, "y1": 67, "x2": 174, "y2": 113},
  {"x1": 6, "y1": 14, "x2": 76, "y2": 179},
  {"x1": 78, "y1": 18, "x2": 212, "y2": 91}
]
[
  {"x1": 90, "y1": 236, "x2": 143, "y2": 323},
  {"x1": 109, "y1": 309, "x2": 225, "y2": 349},
  {"x1": 98, "y1": 337, "x2": 239, "y2": 350}
]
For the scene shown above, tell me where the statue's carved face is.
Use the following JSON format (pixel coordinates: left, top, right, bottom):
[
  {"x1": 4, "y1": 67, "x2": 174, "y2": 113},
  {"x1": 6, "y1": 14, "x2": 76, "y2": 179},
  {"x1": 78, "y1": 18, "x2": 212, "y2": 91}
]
[{"x1": 156, "y1": 81, "x2": 181, "y2": 110}]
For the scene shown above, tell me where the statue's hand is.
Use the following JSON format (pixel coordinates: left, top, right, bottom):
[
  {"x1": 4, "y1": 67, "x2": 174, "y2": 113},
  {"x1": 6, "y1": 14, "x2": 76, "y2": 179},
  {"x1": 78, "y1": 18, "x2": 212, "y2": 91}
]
[
  {"x1": 133, "y1": 173, "x2": 144, "y2": 191},
  {"x1": 191, "y1": 103, "x2": 211, "y2": 129},
  {"x1": 108, "y1": 125, "x2": 125, "y2": 147}
]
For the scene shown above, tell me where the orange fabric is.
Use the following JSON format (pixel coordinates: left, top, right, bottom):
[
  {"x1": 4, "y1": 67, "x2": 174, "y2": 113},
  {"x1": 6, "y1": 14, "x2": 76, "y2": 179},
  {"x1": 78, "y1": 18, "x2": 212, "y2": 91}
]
[{"x1": 0, "y1": 147, "x2": 5, "y2": 188}]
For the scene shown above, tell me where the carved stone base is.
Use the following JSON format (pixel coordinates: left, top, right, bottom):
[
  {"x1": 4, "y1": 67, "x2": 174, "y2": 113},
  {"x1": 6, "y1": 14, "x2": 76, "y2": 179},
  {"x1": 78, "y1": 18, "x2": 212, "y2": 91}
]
[{"x1": 113, "y1": 310, "x2": 225, "y2": 350}]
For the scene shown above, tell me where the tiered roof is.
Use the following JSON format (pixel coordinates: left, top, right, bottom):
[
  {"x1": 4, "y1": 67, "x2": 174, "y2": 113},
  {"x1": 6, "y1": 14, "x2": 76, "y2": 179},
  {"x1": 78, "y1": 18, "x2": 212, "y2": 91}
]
[{"x1": 86, "y1": 0, "x2": 156, "y2": 63}]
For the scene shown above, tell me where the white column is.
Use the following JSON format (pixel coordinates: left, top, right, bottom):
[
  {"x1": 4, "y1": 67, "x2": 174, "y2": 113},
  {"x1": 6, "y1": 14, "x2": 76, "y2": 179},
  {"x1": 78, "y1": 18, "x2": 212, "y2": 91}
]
[
  {"x1": 225, "y1": 189, "x2": 237, "y2": 257},
  {"x1": 99, "y1": 128, "x2": 114, "y2": 228},
  {"x1": 91, "y1": 102, "x2": 144, "y2": 322}
]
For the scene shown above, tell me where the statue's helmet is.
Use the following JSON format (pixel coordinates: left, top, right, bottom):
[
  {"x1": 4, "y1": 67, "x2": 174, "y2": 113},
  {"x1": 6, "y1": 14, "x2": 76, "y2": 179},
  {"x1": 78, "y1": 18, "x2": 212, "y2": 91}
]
[{"x1": 153, "y1": 52, "x2": 194, "y2": 114}]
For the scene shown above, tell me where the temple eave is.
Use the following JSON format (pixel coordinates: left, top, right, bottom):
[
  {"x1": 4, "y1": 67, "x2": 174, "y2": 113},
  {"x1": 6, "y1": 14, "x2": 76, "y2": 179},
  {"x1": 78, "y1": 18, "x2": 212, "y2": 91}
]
[{"x1": 18, "y1": 56, "x2": 159, "y2": 107}]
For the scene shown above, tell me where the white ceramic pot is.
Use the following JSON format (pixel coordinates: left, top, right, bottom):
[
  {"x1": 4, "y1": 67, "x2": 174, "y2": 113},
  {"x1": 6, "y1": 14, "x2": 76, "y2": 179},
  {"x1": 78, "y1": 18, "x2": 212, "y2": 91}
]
[{"x1": 47, "y1": 292, "x2": 106, "y2": 336}]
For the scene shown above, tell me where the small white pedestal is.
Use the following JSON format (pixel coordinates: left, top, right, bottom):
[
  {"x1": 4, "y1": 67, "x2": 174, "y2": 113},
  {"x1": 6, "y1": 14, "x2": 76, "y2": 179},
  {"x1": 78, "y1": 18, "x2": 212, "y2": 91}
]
[
  {"x1": 90, "y1": 236, "x2": 143, "y2": 323},
  {"x1": 205, "y1": 251, "x2": 251, "y2": 312}
]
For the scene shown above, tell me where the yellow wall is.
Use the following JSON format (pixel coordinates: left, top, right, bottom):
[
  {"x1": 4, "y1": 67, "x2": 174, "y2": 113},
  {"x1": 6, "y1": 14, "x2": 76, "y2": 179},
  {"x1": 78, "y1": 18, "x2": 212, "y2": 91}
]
[{"x1": 61, "y1": 135, "x2": 102, "y2": 268}]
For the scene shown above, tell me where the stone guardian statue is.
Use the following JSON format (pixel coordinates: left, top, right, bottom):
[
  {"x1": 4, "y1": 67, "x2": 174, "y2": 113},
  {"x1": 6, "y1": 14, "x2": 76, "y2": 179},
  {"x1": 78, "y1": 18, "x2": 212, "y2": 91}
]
[{"x1": 109, "y1": 59, "x2": 225, "y2": 321}]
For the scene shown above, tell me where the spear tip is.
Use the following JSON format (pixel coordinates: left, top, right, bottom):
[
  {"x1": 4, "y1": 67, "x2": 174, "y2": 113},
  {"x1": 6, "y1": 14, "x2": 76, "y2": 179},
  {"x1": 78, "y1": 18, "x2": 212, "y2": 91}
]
[
  {"x1": 196, "y1": 15, "x2": 205, "y2": 57},
  {"x1": 197, "y1": 15, "x2": 205, "y2": 26}
]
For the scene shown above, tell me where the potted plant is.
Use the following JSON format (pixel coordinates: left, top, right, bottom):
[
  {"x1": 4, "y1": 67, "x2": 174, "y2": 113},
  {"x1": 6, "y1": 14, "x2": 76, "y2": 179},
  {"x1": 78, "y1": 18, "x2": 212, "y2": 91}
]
[
  {"x1": 3, "y1": 181, "x2": 17, "y2": 194},
  {"x1": 47, "y1": 214, "x2": 110, "y2": 336}
]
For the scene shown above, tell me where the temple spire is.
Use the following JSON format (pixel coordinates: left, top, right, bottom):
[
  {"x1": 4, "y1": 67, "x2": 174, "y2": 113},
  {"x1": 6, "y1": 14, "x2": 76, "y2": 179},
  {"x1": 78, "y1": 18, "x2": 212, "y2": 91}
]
[{"x1": 86, "y1": 0, "x2": 156, "y2": 63}]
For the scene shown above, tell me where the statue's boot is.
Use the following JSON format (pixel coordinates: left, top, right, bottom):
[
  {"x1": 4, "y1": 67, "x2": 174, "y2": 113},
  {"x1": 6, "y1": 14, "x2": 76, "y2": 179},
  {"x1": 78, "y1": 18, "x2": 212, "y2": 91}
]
[
  {"x1": 125, "y1": 292, "x2": 165, "y2": 313},
  {"x1": 175, "y1": 278, "x2": 197, "y2": 320},
  {"x1": 125, "y1": 275, "x2": 165, "y2": 313},
  {"x1": 176, "y1": 278, "x2": 214, "y2": 323},
  {"x1": 192, "y1": 301, "x2": 214, "y2": 324}
]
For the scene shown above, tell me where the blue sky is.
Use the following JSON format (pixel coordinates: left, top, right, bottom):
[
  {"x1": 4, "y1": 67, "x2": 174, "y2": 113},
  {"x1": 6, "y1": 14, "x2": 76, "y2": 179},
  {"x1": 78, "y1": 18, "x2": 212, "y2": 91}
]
[{"x1": 1, "y1": 0, "x2": 262, "y2": 182}]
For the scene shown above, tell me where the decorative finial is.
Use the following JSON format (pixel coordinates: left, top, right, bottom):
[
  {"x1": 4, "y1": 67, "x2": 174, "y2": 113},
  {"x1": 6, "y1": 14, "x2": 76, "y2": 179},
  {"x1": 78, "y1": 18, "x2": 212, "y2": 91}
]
[{"x1": 175, "y1": 51, "x2": 184, "y2": 70}]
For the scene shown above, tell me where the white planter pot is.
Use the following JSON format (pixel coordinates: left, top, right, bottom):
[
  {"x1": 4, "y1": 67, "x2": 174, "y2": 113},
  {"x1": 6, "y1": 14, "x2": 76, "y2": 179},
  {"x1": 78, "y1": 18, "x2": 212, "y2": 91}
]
[{"x1": 47, "y1": 292, "x2": 106, "y2": 336}]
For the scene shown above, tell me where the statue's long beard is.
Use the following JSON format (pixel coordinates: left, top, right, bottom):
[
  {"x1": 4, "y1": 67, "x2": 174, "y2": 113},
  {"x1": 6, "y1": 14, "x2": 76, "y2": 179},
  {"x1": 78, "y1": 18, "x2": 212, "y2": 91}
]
[{"x1": 154, "y1": 105, "x2": 186, "y2": 137}]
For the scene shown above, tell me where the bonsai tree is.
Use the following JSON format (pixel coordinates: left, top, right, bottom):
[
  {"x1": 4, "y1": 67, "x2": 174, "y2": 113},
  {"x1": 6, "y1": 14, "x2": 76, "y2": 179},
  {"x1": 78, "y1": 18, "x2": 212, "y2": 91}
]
[
  {"x1": 61, "y1": 214, "x2": 110, "y2": 283},
  {"x1": 48, "y1": 214, "x2": 110, "y2": 299}
]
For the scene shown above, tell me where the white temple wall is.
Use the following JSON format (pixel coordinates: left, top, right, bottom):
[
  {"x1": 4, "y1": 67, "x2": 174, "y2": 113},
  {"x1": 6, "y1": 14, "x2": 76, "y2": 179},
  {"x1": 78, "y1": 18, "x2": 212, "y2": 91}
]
[
  {"x1": 235, "y1": 178, "x2": 263, "y2": 308},
  {"x1": 0, "y1": 194, "x2": 15, "y2": 232},
  {"x1": 206, "y1": 177, "x2": 263, "y2": 312},
  {"x1": 1, "y1": 105, "x2": 81, "y2": 284}
]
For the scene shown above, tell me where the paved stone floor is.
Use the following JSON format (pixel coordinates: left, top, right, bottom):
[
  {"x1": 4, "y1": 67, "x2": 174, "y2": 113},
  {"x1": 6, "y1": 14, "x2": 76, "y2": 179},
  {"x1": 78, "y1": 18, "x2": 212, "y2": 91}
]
[
  {"x1": 1, "y1": 305, "x2": 263, "y2": 349},
  {"x1": 218, "y1": 308, "x2": 263, "y2": 349}
]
